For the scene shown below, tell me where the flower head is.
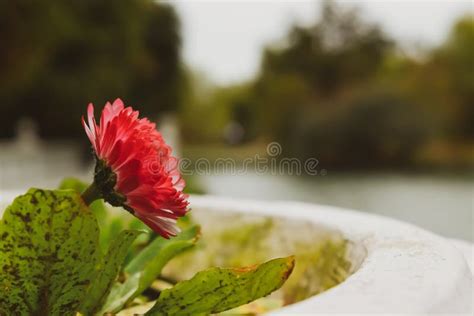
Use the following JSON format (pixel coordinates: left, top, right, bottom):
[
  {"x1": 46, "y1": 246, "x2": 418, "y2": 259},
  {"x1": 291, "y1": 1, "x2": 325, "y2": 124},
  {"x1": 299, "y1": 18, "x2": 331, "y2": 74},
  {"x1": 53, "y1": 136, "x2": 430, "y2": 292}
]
[{"x1": 82, "y1": 99, "x2": 188, "y2": 238}]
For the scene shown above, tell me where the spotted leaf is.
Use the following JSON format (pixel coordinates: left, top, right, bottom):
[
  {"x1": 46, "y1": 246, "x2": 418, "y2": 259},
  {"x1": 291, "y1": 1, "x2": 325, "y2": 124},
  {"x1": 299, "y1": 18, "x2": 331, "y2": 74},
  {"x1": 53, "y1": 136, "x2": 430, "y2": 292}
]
[
  {"x1": 146, "y1": 256, "x2": 295, "y2": 316},
  {"x1": 0, "y1": 188, "x2": 101, "y2": 316}
]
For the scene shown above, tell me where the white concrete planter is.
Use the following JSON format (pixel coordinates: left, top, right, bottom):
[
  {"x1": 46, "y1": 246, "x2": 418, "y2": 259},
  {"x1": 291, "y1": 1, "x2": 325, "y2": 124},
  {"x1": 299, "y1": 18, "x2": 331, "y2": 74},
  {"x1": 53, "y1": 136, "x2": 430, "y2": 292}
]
[
  {"x1": 1, "y1": 192, "x2": 472, "y2": 314},
  {"x1": 189, "y1": 195, "x2": 473, "y2": 315}
]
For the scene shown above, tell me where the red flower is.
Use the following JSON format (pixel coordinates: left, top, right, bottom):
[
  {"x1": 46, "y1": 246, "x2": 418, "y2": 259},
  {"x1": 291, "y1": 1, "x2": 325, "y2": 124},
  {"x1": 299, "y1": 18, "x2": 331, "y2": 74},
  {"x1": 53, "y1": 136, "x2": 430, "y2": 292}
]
[{"x1": 82, "y1": 99, "x2": 188, "y2": 238}]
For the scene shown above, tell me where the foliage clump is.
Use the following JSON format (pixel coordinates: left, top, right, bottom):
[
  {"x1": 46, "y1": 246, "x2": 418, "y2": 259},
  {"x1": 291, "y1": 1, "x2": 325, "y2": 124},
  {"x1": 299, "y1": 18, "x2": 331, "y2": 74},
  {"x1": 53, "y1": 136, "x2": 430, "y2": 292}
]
[{"x1": 0, "y1": 181, "x2": 295, "y2": 315}]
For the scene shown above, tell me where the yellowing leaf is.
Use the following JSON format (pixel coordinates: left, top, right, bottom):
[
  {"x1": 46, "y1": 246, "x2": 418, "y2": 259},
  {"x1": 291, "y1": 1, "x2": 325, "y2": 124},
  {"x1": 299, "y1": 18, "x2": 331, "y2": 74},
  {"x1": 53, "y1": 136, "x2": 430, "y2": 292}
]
[{"x1": 146, "y1": 256, "x2": 295, "y2": 316}]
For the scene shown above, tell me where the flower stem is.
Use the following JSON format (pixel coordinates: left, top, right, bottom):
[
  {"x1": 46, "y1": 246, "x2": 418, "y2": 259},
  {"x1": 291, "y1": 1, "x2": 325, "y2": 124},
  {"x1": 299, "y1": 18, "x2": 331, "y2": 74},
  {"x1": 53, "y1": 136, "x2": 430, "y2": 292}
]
[{"x1": 81, "y1": 182, "x2": 102, "y2": 206}]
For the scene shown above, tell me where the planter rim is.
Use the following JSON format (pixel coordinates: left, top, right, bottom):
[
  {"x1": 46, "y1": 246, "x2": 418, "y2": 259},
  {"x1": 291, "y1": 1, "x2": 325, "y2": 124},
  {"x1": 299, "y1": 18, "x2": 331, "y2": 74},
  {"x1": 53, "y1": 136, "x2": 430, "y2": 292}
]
[{"x1": 189, "y1": 194, "x2": 473, "y2": 314}]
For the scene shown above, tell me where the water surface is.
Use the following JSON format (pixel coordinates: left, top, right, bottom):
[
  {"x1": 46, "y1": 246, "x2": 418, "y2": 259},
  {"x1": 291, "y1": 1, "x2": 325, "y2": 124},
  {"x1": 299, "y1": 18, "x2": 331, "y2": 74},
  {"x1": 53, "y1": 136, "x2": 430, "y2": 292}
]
[{"x1": 198, "y1": 172, "x2": 473, "y2": 241}]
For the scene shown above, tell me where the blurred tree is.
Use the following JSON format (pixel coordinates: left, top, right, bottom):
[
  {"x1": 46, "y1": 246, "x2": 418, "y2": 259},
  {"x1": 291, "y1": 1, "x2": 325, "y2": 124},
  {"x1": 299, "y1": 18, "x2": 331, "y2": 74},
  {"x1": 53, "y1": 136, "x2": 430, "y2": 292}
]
[
  {"x1": 179, "y1": 68, "x2": 253, "y2": 144},
  {"x1": 432, "y1": 16, "x2": 474, "y2": 140},
  {"x1": 259, "y1": 1, "x2": 391, "y2": 98},
  {"x1": 242, "y1": 1, "x2": 471, "y2": 168},
  {"x1": 0, "y1": 0, "x2": 181, "y2": 139},
  {"x1": 251, "y1": 1, "x2": 401, "y2": 167},
  {"x1": 173, "y1": 0, "x2": 471, "y2": 170},
  {"x1": 378, "y1": 15, "x2": 473, "y2": 142},
  {"x1": 288, "y1": 91, "x2": 430, "y2": 168}
]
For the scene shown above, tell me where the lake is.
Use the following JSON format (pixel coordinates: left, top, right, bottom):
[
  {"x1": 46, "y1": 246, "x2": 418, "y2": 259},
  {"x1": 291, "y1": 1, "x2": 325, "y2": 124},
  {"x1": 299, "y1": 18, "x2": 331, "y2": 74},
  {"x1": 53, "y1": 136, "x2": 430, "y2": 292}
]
[{"x1": 197, "y1": 172, "x2": 473, "y2": 241}]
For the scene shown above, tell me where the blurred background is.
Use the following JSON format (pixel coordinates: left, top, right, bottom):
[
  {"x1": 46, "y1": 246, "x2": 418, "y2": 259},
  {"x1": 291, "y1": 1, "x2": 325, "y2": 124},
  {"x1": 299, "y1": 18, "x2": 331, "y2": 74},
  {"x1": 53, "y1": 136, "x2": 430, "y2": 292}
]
[{"x1": 0, "y1": 0, "x2": 472, "y2": 240}]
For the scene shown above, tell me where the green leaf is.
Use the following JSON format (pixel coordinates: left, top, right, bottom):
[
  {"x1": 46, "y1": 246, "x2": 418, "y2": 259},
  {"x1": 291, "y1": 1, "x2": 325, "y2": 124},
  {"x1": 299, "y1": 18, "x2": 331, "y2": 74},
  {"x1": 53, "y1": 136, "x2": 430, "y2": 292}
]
[
  {"x1": 58, "y1": 177, "x2": 108, "y2": 228},
  {"x1": 100, "y1": 216, "x2": 127, "y2": 253},
  {"x1": 0, "y1": 188, "x2": 101, "y2": 316},
  {"x1": 125, "y1": 225, "x2": 200, "y2": 274},
  {"x1": 58, "y1": 177, "x2": 88, "y2": 192},
  {"x1": 100, "y1": 225, "x2": 201, "y2": 314},
  {"x1": 58, "y1": 177, "x2": 128, "y2": 254},
  {"x1": 79, "y1": 229, "x2": 144, "y2": 315},
  {"x1": 145, "y1": 256, "x2": 295, "y2": 316}
]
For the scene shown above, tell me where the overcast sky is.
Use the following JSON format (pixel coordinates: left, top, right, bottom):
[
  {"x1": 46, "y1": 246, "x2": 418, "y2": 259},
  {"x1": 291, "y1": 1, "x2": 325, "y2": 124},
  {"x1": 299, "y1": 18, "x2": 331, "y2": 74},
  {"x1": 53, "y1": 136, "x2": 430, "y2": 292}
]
[{"x1": 171, "y1": 1, "x2": 472, "y2": 85}]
